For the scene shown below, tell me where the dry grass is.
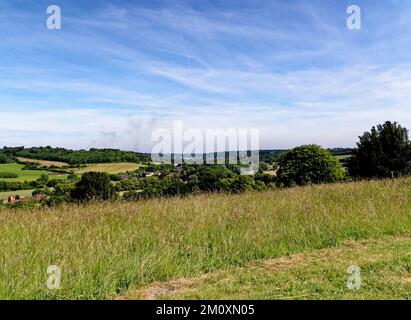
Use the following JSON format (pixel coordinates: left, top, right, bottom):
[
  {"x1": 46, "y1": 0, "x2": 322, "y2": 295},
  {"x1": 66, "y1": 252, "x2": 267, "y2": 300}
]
[
  {"x1": 75, "y1": 163, "x2": 142, "y2": 174},
  {"x1": 0, "y1": 178, "x2": 410, "y2": 299},
  {"x1": 17, "y1": 157, "x2": 68, "y2": 168},
  {"x1": 119, "y1": 236, "x2": 411, "y2": 300}
]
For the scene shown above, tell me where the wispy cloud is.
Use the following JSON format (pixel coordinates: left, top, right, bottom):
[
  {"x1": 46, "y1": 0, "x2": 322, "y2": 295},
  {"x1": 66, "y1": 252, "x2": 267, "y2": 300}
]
[{"x1": 0, "y1": 0, "x2": 410, "y2": 150}]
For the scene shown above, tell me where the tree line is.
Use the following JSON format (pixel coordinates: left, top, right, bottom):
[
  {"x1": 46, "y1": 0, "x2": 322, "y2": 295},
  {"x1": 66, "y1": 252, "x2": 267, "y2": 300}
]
[
  {"x1": 67, "y1": 121, "x2": 409, "y2": 204},
  {"x1": 0, "y1": 147, "x2": 150, "y2": 165},
  {"x1": 2, "y1": 121, "x2": 410, "y2": 206}
]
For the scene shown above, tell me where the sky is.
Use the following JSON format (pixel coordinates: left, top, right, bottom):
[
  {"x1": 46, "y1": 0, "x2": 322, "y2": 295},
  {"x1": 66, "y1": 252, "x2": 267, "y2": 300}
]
[{"x1": 0, "y1": 0, "x2": 411, "y2": 152}]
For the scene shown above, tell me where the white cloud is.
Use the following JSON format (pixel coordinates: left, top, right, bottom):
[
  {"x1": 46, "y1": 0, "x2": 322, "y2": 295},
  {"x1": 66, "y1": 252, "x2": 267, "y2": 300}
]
[{"x1": 1, "y1": 1, "x2": 411, "y2": 151}]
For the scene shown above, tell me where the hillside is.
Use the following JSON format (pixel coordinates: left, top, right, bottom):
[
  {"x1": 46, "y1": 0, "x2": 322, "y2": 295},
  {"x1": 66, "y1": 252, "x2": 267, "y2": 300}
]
[
  {"x1": 0, "y1": 177, "x2": 410, "y2": 299},
  {"x1": 0, "y1": 163, "x2": 67, "y2": 183},
  {"x1": 0, "y1": 147, "x2": 150, "y2": 165},
  {"x1": 74, "y1": 162, "x2": 143, "y2": 174}
]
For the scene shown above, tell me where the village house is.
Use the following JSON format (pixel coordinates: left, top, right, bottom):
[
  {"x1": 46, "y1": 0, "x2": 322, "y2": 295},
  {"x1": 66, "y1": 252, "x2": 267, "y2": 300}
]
[
  {"x1": 3, "y1": 195, "x2": 30, "y2": 204},
  {"x1": 33, "y1": 194, "x2": 48, "y2": 201},
  {"x1": 2, "y1": 194, "x2": 48, "y2": 204}
]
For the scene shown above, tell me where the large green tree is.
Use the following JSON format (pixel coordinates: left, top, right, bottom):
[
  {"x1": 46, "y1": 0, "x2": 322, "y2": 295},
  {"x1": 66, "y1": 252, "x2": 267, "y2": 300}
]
[
  {"x1": 276, "y1": 145, "x2": 345, "y2": 187},
  {"x1": 70, "y1": 172, "x2": 116, "y2": 202},
  {"x1": 348, "y1": 121, "x2": 411, "y2": 178}
]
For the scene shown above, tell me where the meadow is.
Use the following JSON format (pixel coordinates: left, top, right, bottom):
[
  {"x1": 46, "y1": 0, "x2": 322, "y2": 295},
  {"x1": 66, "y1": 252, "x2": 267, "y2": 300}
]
[
  {"x1": 0, "y1": 163, "x2": 67, "y2": 182},
  {"x1": 0, "y1": 189, "x2": 35, "y2": 200},
  {"x1": 75, "y1": 162, "x2": 142, "y2": 174},
  {"x1": 0, "y1": 177, "x2": 410, "y2": 299},
  {"x1": 16, "y1": 157, "x2": 68, "y2": 168},
  {"x1": 122, "y1": 236, "x2": 411, "y2": 300}
]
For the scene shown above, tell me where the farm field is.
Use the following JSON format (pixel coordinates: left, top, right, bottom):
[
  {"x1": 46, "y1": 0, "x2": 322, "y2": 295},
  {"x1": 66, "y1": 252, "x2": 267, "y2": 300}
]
[
  {"x1": 75, "y1": 162, "x2": 142, "y2": 174},
  {"x1": 0, "y1": 177, "x2": 410, "y2": 299},
  {"x1": 335, "y1": 154, "x2": 352, "y2": 160},
  {"x1": 17, "y1": 157, "x2": 68, "y2": 168},
  {"x1": 0, "y1": 163, "x2": 67, "y2": 182},
  {"x1": 0, "y1": 189, "x2": 35, "y2": 200}
]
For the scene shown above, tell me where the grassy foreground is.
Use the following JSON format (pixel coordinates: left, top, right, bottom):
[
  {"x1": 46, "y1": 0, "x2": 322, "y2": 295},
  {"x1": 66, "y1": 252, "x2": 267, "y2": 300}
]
[
  {"x1": 124, "y1": 236, "x2": 410, "y2": 300},
  {"x1": 0, "y1": 178, "x2": 410, "y2": 299}
]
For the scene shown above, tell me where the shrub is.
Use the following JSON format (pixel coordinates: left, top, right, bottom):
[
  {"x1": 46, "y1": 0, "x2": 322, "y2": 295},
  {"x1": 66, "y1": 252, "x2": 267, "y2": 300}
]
[
  {"x1": 32, "y1": 188, "x2": 51, "y2": 196},
  {"x1": 67, "y1": 174, "x2": 79, "y2": 182},
  {"x1": 22, "y1": 164, "x2": 41, "y2": 170},
  {"x1": 254, "y1": 173, "x2": 276, "y2": 185},
  {"x1": 229, "y1": 175, "x2": 256, "y2": 193},
  {"x1": 276, "y1": 145, "x2": 345, "y2": 187},
  {"x1": 109, "y1": 174, "x2": 122, "y2": 182},
  {"x1": 348, "y1": 121, "x2": 411, "y2": 178},
  {"x1": 124, "y1": 176, "x2": 190, "y2": 200},
  {"x1": 0, "y1": 153, "x2": 13, "y2": 164},
  {"x1": 46, "y1": 179, "x2": 61, "y2": 188},
  {"x1": 43, "y1": 195, "x2": 67, "y2": 207},
  {"x1": 0, "y1": 180, "x2": 39, "y2": 191},
  {"x1": 70, "y1": 172, "x2": 116, "y2": 202},
  {"x1": 197, "y1": 165, "x2": 234, "y2": 191},
  {"x1": 0, "y1": 172, "x2": 18, "y2": 179},
  {"x1": 35, "y1": 174, "x2": 49, "y2": 187}
]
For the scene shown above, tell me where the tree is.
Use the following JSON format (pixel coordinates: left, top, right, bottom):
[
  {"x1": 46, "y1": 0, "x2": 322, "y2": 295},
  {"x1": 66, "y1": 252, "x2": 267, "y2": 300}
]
[
  {"x1": 276, "y1": 145, "x2": 345, "y2": 187},
  {"x1": 32, "y1": 188, "x2": 51, "y2": 196},
  {"x1": 0, "y1": 153, "x2": 13, "y2": 164},
  {"x1": 197, "y1": 165, "x2": 234, "y2": 191},
  {"x1": 229, "y1": 175, "x2": 256, "y2": 193},
  {"x1": 348, "y1": 121, "x2": 411, "y2": 178},
  {"x1": 36, "y1": 174, "x2": 49, "y2": 187},
  {"x1": 70, "y1": 172, "x2": 116, "y2": 202}
]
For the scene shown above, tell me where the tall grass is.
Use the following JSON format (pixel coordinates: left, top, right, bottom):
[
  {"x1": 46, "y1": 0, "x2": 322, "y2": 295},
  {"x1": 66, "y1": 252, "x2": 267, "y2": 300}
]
[{"x1": 0, "y1": 178, "x2": 410, "y2": 299}]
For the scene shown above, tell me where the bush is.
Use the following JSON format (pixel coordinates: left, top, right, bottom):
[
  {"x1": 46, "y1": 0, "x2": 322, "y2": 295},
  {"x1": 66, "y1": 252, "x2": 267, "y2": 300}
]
[
  {"x1": 32, "y1": 188, "x2": 51, "y2": 196},
  {"x1": 229, "y1": 175, "x2": 256, "y2": 193},
  {"x1": 348, "y1": 121, "x2": 411, "y2": 178},
  {"x1": 70, "y1": 172, "x2": 116, "y2": 202},
  {"x1": 109, "y1": 174, "x2": 122, "y2": 182},
  {"x1": 0, "y1": 153, "x2": 13, "y2": 164},
  {"x1": 254, "y1": 173, "x2": 276, "y2": 185},
  {"x1": 0, "y1": 172, "x2": 18, "y2": 179},
  {"x1": 21, "y1": 164, "x2": 41, "y2": 170},
  {"x1": 0, "y1": 180, "x2": 37, "y2": 191},
  {"x1": 197, "y1": 165, "x2": 234, "y2": 191},
  {"x1": 67, "y1": 174, "x2": 79, "y2": 182},
  {"x1": 124, "y1": 176, "x2": 191, "y2": 200},
  {"x1": 43, "y1": 195, "x2": 67, "y2": 207},
  {"x1": 276, "y1": 145, "x2": 345, "y2": 187}
]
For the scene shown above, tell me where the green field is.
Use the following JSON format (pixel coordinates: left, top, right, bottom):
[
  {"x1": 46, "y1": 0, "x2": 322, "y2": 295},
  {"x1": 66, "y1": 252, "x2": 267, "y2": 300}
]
[
  {"x1": 335, "y1": 154, "x2": 352, "y2": 160},
  {"x1": 75, "y1": 162, "x2": 142, "y2": 174},
  {"x1": 0, "y1": 163, "x2": 67, "y2": 182},
  {"x1": 17, "y1": 157, "x2": 68, "y2": 168},
  {"x1": 0, "y1": 177, "x2": 410, "y2": 299},
  {"x1": 0, "y1": 189, "x2": 35, "y2": 200}
]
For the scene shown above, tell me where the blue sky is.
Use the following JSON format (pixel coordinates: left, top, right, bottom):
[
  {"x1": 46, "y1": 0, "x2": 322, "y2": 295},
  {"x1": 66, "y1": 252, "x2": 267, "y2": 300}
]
[{"x1": 0, "y1": 0, "x2": 411, "y2": 151}]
